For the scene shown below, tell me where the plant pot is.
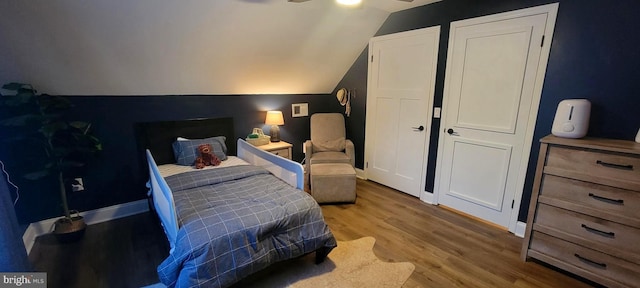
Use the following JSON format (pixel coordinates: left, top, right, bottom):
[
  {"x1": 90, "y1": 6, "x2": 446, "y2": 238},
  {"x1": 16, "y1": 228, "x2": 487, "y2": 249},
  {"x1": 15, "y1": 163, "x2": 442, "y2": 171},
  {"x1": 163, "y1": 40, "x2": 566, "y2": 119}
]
[{"x1": 53, "y1": 215, "x2": 86, "y2": 242}]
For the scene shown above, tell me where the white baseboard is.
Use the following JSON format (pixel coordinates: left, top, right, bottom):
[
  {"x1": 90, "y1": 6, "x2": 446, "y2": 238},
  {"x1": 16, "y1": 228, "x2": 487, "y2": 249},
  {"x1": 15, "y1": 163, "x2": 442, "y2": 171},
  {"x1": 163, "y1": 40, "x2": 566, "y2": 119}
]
[
  {"x1": 355, "y1": 168, "x2": 366, "y2": 180},
  {"x1": 514, "y1": 221, "x2": 527, "y2": 238},
  {"x1": 23, "y1": 199, "x2": 149, "y2": 254},
  {"x1": 420, "y1": 191, "x2": 435, "y2": 204}
]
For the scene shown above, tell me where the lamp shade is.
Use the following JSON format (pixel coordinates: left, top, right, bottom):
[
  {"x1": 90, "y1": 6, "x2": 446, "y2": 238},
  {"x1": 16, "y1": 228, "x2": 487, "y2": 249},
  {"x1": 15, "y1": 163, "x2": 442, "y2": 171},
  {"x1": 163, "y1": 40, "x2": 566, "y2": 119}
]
[{"x1": 265, "y1": 111, "x2": 284, "y2": 126}]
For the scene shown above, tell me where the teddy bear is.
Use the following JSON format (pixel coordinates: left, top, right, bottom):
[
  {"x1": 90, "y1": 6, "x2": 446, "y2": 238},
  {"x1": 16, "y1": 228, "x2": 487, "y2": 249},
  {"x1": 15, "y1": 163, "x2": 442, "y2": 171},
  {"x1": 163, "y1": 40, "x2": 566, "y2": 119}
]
[{"x1": 194, "y1": 143, "x2": 221, "y2": 169}]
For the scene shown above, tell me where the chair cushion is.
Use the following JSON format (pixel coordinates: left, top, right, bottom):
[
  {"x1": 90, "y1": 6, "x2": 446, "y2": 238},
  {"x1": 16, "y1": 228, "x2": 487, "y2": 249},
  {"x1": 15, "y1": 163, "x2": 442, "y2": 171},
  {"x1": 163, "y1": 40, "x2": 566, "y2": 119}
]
[
  {"x1": 313, "y1": 137, "x2": 346, "y2": 152},
  {"x1": 310, "y1": 113, "x2": 346, "y2": 152},
  {"x1": 311, "y1": 163, "x2": 356, "y2": 176},
  {"x1": 309, "y1": 151, "x2": 351, "y2": 165}
]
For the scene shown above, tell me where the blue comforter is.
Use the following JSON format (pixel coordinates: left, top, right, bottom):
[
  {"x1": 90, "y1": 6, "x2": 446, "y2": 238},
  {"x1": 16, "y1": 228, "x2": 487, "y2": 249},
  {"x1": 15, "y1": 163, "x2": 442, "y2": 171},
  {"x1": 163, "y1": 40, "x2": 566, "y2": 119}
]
[{"x1": 157, "y1": 165, "x2": 336, "y2": 288}]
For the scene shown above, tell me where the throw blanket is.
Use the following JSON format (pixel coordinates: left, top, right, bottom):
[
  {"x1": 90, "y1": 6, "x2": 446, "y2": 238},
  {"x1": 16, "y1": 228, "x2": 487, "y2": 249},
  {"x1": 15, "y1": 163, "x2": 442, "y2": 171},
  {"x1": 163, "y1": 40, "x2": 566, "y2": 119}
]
[{"x1": 157, "y1": 165, "x2": 336, "y2": 288}]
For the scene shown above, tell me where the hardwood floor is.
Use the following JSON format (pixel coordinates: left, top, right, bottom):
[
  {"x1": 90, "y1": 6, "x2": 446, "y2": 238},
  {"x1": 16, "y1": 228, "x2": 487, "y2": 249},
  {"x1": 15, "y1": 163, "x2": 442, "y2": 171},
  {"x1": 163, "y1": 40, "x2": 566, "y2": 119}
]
[
  {"x1": 29, "y1": 212, "x2": 169, "y2": 288},
  {"x1": 29, "y1": 179, "x2": 597, "y2": 287},
  {"x1": 322, "y1": 179, "x2": 598, "y2": 287}
]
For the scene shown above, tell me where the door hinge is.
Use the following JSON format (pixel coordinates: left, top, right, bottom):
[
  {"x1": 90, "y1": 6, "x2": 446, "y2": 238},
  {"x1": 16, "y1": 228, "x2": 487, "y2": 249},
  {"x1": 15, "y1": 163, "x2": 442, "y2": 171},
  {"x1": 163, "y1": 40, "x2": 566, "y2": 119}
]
[
  {"x1": 366, "y1": 162, "x2": 369, "y2": 168},
  {"x1": 370, "y1": 55, "x2": 373, "y2": 62},
  {"x1": 540, "y1": 35, "x2": 545, "y2": 47},
  {"x1": 511, "y1": 199, "x2": 515, "y2": 209}
]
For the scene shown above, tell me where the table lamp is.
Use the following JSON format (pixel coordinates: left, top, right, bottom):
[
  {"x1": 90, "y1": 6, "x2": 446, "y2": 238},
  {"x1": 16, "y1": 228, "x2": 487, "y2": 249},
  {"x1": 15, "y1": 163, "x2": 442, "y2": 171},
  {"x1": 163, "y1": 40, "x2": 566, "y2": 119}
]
[{"x1": 265, "y1": 110, "x2": 284, "y2": 142}]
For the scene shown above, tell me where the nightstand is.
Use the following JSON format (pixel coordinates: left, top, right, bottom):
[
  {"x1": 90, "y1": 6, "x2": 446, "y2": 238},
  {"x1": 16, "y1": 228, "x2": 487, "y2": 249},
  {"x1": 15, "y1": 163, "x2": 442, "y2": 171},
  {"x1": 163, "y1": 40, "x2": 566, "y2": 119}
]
[{"x1": 256, "y1": 141, "x2": 293, "y2": 160}]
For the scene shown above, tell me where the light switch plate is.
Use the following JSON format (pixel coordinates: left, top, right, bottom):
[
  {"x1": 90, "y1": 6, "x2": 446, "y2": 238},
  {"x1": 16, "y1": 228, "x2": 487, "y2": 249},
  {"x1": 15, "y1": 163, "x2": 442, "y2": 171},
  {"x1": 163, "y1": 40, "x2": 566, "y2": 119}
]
[{"x1": 434, "y1": 107, "x2": 441, "y2": 118}]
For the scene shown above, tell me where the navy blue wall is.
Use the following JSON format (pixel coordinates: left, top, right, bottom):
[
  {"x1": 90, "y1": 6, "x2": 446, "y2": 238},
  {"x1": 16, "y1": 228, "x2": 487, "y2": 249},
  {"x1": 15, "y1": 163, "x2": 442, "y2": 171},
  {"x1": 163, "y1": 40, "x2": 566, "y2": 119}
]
[
  {"x1": 1, "y1": 94, "x2": 340, "y2": 223},
  {"x1": 337, "y1": 0, "x2": 640, "y2": 222},
  {"x1": 333, "y1": 50, "x2": 370, "y2": 169}
]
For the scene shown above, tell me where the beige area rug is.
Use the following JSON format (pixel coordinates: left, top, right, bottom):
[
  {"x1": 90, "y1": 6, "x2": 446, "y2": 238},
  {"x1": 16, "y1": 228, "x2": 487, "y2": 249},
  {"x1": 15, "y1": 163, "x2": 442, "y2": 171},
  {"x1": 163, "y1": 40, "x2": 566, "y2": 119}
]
[
  {"x1": 242, "y1": 237, "x2": 415, "y2": 288},
  {"x1": 143, "y1": 237, "x2": 415, "y2": 288}
]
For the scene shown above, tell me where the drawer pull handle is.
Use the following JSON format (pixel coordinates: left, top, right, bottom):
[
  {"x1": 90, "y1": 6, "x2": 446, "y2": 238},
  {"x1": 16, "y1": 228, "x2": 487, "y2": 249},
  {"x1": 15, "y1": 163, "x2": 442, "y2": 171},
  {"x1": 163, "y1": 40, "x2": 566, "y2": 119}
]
[
  {"x1": 574, "y1": 253, "x2": 607, "y2": 269},
  {"x1": 588, "y1": 193, "x2": 624, "y2": 205},
  {"x1": 596, "y1": 160, "x2": 633, "y2": 170},
  {"x1": 581, "y1": 224, "x2": 615, "y2": 238}
]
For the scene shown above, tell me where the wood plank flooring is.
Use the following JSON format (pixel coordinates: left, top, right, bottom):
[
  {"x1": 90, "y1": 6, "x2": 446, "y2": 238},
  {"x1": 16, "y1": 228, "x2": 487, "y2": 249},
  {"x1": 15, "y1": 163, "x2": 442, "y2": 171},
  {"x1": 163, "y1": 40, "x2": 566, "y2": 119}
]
[
  {"x1": 29, "y1": 179, "x2": 598, "y2": 287},
  {"x1": 322, "y1": 179, "x2": 598, "y2": 287},
  {"x1": 29, "y1": 212, "x2": 169, "y2": 288}
]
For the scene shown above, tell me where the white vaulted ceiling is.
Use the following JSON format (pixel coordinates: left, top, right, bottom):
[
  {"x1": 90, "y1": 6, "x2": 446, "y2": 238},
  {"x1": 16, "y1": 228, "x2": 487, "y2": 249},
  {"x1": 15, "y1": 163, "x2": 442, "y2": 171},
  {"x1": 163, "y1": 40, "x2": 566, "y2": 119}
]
[{"x1": 0, "y1": 0, "x2": 439, "y2": 96}]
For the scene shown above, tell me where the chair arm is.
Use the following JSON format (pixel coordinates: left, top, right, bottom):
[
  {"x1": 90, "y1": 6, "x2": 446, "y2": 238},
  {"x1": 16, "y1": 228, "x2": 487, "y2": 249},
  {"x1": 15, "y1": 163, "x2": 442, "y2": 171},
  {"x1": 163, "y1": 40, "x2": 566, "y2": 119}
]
[
  {"x1": 304, "y1": 140, "x2": 313, "y2": 171},
  {"x1": 304, "y1": 140, "x2": 314, "y2": 190},
  {"x1": 345, "y1": 139, "x2": 355, "y2": 167}
]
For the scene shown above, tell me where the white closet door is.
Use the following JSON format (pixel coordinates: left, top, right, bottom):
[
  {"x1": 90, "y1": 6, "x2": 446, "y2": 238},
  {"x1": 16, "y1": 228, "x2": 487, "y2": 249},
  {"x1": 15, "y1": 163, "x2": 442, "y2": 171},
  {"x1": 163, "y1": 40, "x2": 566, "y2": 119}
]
[
  {"x1": 365, "y1": 26, "x2": 440, "y2": 199},
  {"x1": 435, "y1": 4, "x2": 558, "y2": 231}
]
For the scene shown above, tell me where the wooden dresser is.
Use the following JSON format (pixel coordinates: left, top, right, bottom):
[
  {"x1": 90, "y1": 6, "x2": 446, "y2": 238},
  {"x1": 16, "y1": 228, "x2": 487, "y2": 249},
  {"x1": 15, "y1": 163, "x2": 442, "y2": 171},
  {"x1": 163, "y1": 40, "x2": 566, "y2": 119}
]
[{"x1": 522, "y1": 135, "x2": 640, "y2": 287}]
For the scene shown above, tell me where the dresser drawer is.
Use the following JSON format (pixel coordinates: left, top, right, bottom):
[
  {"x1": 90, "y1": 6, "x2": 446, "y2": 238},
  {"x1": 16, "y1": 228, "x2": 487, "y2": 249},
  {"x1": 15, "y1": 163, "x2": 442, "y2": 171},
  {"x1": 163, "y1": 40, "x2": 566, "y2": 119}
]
[
  {"x1": 530, "y1": 232, "x2": 640, "y2": 287},
  {"x1": 539, "y1": 175, "x2": 640, "y2": 226},
  {"x1": 270, "y1": 148, "x2": 290, "y2": 159},
  {"x1": 534, "y1": 204, "x2": 640, "y2": 262},
  {"x1": 546, "y1": 146, "x2": 640, "y2": 188},
  {"x1": 523, "y1": 136, "x2": 640, "y2": 287}
]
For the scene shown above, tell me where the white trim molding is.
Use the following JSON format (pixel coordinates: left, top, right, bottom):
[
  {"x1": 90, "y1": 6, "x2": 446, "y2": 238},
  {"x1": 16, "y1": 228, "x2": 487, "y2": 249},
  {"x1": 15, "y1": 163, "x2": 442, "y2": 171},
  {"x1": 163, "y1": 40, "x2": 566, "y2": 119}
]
[
  {"x1": 23, "y1": 199, "x2": 149, "y2": 254},
  {"x1": 420, "y1": 191, "x2": 435, "y2": 204},
  {"x1": 515, "y1": 221, "x2": 527, "y2": 238}
]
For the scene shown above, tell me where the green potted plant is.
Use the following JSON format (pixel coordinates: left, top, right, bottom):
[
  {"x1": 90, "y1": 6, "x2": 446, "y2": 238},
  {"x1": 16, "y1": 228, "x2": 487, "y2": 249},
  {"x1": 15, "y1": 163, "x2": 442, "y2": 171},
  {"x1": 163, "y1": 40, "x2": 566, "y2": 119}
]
[{"x1": 0, "y1": 82, "x2": 102, "y2": 241}]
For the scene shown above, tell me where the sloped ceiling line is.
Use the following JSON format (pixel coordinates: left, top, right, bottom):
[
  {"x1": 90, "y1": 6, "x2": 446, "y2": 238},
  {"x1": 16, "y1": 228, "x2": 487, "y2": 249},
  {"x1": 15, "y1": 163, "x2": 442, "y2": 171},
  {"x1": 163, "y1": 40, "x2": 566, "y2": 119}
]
[{"x1": 0, "y1": 0, "x2": 439, "y2": 95}]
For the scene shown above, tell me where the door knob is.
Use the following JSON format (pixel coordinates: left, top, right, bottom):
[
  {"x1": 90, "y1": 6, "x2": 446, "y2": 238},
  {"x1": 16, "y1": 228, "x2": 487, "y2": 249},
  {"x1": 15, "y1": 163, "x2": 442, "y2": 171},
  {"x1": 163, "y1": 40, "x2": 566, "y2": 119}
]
[
  {"x1": 446, "y1": 128, "x2": 458, "y2": 135},
  {"x1": 412, "y1": 125, "x2": 425, "y2": 131}
]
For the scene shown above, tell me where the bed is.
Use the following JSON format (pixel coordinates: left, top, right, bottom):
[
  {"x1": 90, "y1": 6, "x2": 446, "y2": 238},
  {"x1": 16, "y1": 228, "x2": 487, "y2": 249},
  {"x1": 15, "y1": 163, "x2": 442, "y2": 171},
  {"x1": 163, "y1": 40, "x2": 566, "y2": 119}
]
[{"x1": 136, "y1": 118, "x2": 337, "y2": 288}]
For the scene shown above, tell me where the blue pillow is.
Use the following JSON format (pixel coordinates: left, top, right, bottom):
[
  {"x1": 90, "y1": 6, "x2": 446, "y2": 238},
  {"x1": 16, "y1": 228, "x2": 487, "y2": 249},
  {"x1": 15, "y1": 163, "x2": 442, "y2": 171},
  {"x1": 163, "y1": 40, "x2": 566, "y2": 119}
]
[{"x1": 172, "y1": 136, "x2": 228, "y2": 166}]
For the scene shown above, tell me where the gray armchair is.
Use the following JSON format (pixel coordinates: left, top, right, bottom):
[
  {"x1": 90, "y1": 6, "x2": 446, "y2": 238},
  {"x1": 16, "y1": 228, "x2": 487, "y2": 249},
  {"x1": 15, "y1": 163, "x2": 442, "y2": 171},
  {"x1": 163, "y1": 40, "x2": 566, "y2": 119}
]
[{"x1": 304, "y1": 113, "x2": 355, "y2": 175}]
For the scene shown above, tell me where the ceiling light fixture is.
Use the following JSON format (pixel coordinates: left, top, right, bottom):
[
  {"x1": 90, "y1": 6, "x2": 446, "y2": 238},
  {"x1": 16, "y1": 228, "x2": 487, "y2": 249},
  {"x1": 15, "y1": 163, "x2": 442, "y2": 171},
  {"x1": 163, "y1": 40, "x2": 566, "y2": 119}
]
[{"x1": 335, "y1": 0, "x2": 362, "y2": 6}]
